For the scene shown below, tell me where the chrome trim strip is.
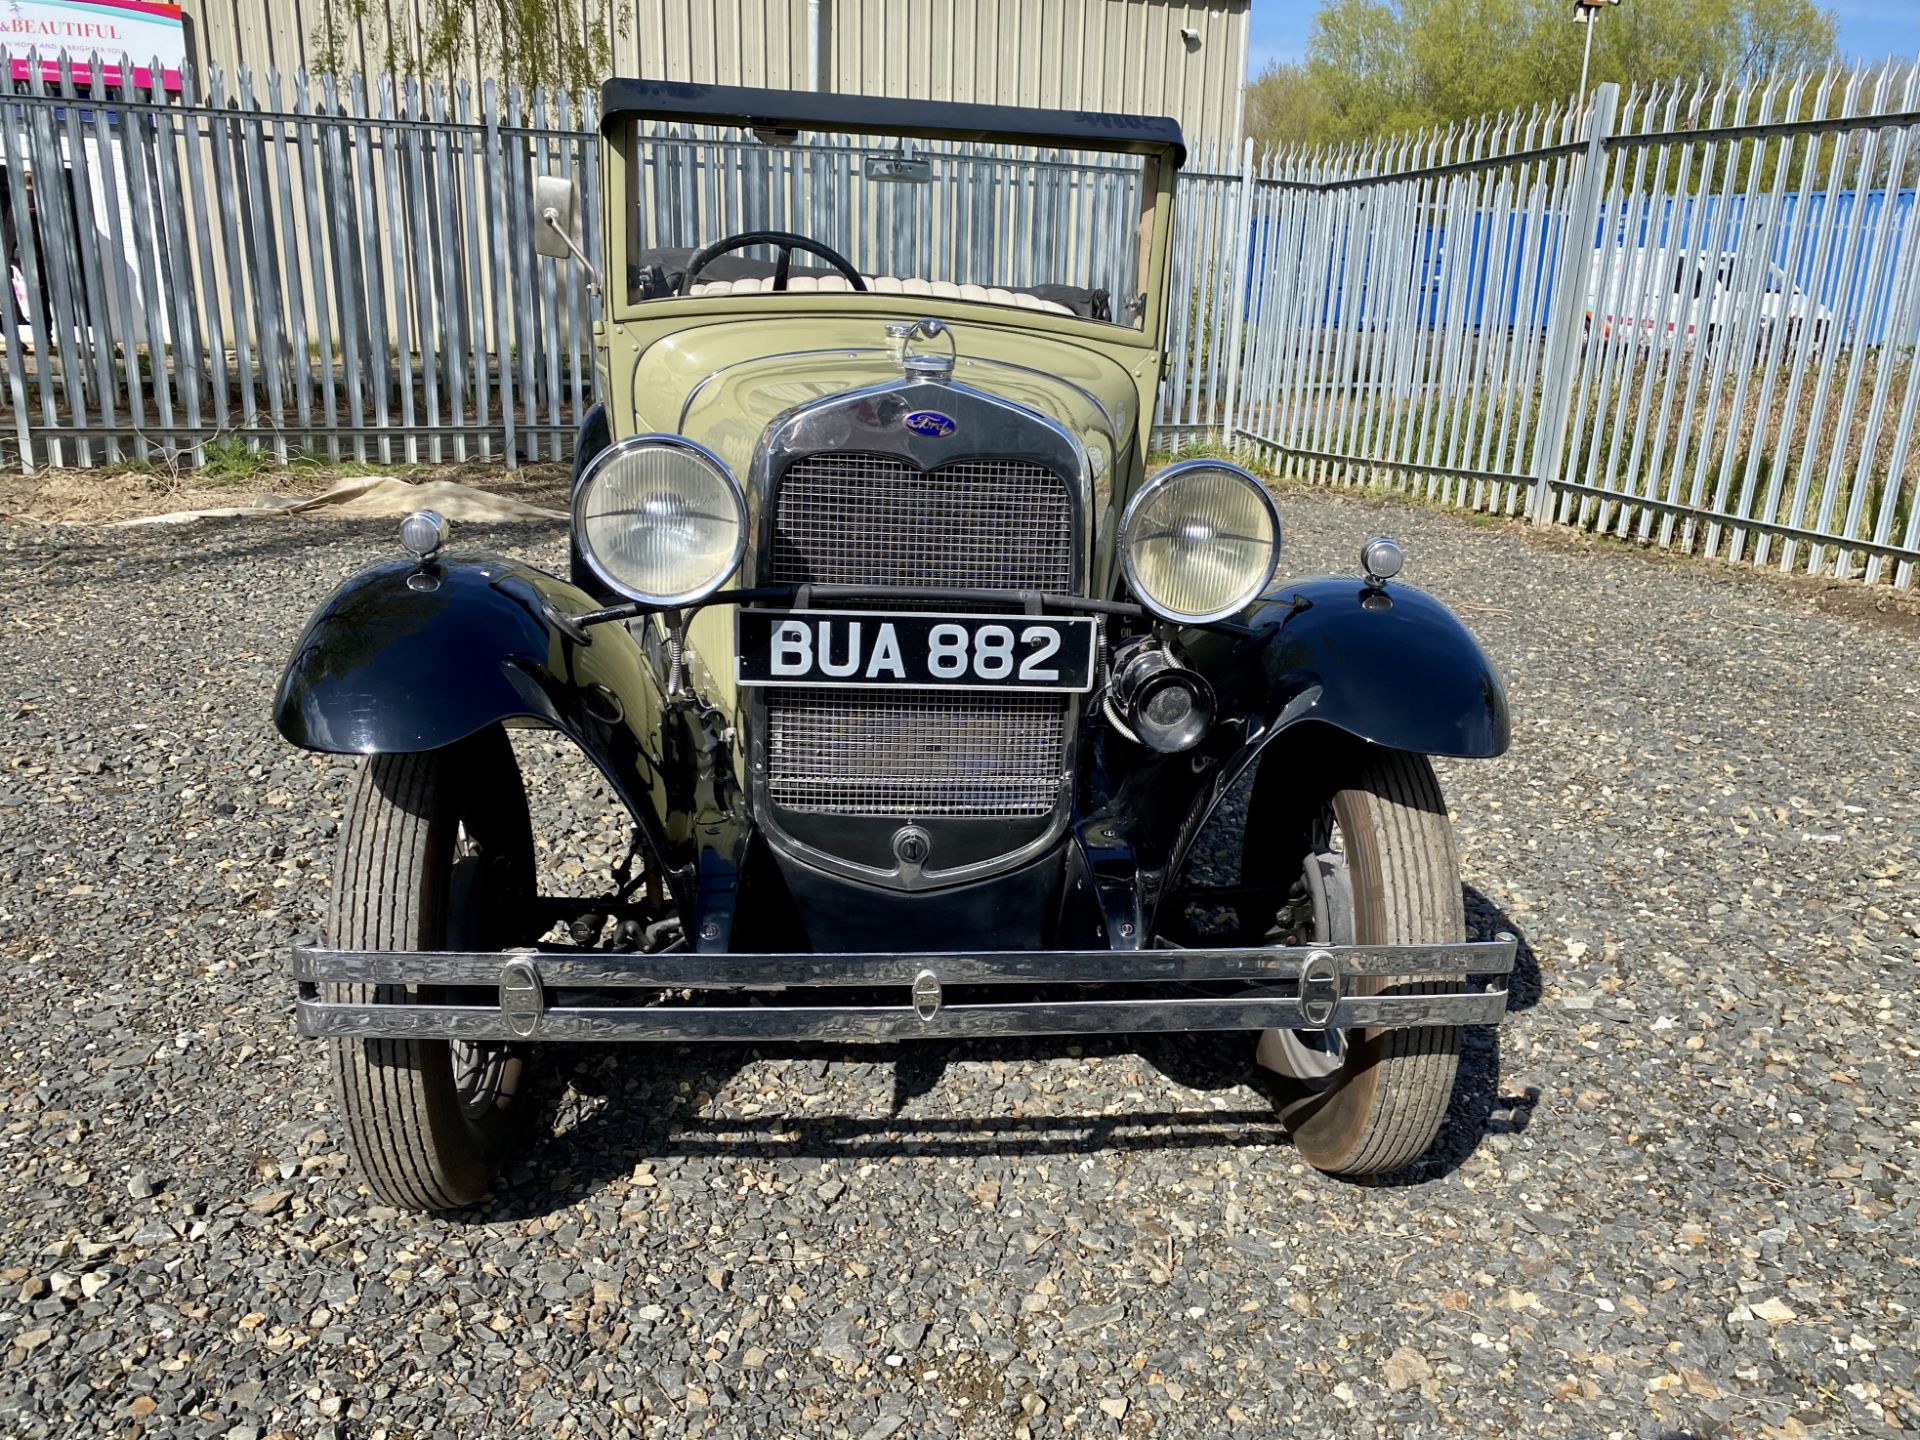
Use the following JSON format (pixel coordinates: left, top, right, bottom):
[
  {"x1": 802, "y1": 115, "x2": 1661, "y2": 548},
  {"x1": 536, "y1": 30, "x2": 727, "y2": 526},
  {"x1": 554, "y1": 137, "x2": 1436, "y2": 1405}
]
[
  {"x1": 960, "y1": 355, "x2": 1120, "y2": 436},
  {"x1": 298, "y1": 990, "x2": 1508, "y2": 1042},
  {"x1": 293, "y1": 936, "x2": 1518, "y2": 988}
]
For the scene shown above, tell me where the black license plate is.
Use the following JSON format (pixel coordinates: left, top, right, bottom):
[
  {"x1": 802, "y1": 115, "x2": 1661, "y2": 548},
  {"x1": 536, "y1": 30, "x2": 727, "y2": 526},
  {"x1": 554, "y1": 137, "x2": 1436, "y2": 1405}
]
[{"x1": 736, "y1": 610, "x2": 1099, "y2": 692}]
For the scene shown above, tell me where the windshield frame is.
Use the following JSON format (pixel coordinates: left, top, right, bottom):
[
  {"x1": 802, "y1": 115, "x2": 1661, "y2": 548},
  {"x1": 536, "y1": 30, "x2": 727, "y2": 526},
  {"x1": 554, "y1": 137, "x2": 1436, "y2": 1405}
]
[{"x1": 598, "y1": 81, "x2": 1184, "y2": 350}]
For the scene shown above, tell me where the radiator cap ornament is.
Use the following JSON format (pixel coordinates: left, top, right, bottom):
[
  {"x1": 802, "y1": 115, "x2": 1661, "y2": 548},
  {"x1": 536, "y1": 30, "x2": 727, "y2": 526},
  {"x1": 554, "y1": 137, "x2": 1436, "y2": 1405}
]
[{"x1": 888, "y1": 316, "x2": 956, "y2": 381}]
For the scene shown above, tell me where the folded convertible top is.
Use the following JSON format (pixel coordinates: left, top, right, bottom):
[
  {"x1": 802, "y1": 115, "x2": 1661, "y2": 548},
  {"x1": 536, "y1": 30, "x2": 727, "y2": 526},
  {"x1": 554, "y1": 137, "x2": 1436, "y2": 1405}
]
[{"x1": 600, "y1": 77, "x2": 1187, "y2": 170}]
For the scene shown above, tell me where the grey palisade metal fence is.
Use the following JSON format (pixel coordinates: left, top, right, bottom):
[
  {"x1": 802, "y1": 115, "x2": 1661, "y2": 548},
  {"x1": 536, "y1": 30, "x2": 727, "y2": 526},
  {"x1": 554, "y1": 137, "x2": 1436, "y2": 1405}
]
[
  {"x1": 1222, "y1": 62, "x2": 1920, "y2": 588},
  {"x1": 2, "y1": 53, "x2": 1918, "y2": 587},
  {"x1": 0, "y1": 52, "x2": 601, "y2": 468}
]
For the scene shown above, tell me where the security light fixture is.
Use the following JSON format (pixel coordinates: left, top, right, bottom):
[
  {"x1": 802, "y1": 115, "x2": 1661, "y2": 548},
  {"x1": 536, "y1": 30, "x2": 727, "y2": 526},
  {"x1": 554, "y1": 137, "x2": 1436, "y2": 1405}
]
[{"x1": 1573, "y1": 0, "x2": 1622, "y2": 103}]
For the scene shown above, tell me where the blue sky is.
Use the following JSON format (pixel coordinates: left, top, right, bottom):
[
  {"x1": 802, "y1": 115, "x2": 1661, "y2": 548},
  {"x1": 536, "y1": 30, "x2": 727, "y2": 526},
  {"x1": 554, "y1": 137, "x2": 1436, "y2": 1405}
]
[{"x1": 1246, "y1": 1, "x2": 1920, "y2": 76}]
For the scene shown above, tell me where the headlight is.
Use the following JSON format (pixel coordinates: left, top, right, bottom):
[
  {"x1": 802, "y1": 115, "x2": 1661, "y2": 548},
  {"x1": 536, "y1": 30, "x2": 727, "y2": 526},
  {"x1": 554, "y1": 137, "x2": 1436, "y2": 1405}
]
[
  {"x1": 1119, "y1": 460, "x2": 1282, "y2": 623},
  {"x1": 574, "y1": 436, "x2": 746, "y2": 607}
]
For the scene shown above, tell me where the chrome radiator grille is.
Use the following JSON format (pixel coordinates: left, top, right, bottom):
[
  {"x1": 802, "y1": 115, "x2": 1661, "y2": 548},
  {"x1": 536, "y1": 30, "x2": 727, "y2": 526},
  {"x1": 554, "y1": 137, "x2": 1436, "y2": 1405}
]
[
  {"x1": 770, "y1": 454, "x2": 1074, "y2": 590},
  {"x1": 764, "y1": 452, "x2": 1076, "y2": 822},
  {"x1": 768, "y1": 690, "x2": 1066, "y2": 817}
]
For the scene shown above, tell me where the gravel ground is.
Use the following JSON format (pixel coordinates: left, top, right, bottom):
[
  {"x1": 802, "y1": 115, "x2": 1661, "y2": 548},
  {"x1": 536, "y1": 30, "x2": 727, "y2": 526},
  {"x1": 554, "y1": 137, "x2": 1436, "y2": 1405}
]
[{"x1": 1, "y1": 485, "x2": 1915, "y2": 1439}]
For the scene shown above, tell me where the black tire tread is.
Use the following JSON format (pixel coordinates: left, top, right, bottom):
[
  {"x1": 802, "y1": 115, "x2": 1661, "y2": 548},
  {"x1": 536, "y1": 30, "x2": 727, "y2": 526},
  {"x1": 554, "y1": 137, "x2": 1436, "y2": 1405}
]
[
  {"x1": 324, "y1": 735, "x2": 528, "y2": 1211},
  {"x1": 1278, "y1": 747, "x2": 1464, "y2": 1176},
  {"x1": 1340, "y1": 749, "x2": 1462, "y2": 1174}
]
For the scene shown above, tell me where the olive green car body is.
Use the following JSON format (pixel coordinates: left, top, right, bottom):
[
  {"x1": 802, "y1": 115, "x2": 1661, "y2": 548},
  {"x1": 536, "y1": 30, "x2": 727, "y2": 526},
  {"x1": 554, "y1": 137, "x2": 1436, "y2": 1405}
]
[{"x1": 276, "y1": 80, "x2": 1509, "y2": 960}]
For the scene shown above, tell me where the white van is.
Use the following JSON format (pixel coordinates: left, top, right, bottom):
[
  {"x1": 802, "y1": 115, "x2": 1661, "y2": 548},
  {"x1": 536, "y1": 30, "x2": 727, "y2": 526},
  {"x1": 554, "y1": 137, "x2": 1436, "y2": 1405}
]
[{"x1": 1585, "y1": 247, "x2": 1832, "y2": 352}]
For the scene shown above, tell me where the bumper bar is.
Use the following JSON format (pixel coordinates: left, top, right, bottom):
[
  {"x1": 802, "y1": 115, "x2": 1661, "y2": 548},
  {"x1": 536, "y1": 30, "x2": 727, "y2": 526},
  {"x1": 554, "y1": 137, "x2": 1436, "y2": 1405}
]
[{"x1": 291, "y1": 936, "x2": 1516, "y2": 1042}]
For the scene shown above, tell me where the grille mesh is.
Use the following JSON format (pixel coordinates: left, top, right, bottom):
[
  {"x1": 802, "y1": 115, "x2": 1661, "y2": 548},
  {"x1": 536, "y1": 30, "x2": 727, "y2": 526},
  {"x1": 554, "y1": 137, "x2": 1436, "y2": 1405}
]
[
  {"x1": 764, "y1": 452, "x2": 1075, "y2": 821},
  {"x1": 770, "y1": 454, "x2": 1074, "y2": 590},
  {"x1": 768, "y1": 690, "x2": 1066, "y2": 816}
]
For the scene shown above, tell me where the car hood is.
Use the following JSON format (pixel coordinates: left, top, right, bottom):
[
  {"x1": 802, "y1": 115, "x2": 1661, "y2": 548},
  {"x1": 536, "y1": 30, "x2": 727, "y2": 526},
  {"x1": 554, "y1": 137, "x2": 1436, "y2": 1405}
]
[{"x1": 625, "y1": 318, "x2": 1142, "y2": 487}]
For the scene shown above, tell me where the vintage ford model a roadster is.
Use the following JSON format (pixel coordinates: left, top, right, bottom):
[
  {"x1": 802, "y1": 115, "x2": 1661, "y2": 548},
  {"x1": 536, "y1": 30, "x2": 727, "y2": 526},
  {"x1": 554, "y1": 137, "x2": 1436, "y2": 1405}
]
[{"x1": 274, "y1": 80, "x2": 1514, "y2": 1210}]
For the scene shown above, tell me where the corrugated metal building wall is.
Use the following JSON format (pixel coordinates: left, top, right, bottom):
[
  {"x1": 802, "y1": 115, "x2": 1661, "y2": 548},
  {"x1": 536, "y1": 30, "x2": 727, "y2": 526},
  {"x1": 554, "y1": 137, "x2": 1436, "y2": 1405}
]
[{"x1": 183, "y1": 0, "x2": 1250, "y2": 146}]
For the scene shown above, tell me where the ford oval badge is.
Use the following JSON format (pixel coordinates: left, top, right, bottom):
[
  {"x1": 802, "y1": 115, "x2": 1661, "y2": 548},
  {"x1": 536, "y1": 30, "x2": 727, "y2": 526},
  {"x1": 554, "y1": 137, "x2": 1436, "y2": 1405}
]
[{"x1": 904, "y1": 410, "x2": 956, "y2": 438}]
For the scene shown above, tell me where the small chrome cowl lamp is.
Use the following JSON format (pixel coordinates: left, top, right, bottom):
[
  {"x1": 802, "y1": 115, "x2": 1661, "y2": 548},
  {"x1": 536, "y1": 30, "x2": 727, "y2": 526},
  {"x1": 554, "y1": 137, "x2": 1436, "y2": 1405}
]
[
  {"x1": 1360, "y1": 535, "x2": 1404, "y2": 587},
  {"x1": 399, "y1": 510, "x2": 449, "y2": 563}
]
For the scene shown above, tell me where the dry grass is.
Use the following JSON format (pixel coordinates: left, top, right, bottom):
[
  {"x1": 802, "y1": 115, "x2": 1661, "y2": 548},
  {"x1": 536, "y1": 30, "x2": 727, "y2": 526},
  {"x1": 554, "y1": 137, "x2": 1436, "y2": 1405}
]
[
  {"x1": 1562, "y1": 345, "x2": 1916, "y2": 573},
  {"x1": 1234, "y1": 331, "x2": 1919, "y2": 580},
  {"x1": 0, "y1": 457, "x2": 572, "y2": 525}
]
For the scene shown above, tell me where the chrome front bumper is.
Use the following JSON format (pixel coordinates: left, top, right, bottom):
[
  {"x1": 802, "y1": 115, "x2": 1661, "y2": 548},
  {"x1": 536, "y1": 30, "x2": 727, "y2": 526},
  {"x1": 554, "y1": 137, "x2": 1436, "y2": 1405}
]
[{"x1": 290, "y1": 937, "x2": 1516, "y2": 1042}]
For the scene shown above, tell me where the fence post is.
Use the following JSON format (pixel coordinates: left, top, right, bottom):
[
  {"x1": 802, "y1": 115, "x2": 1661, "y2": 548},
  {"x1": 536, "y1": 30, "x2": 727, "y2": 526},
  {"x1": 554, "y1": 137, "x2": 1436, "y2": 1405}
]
[
  {"x1": 1527, "y1": 82, "x2": 1619, "y2": 524},
  {"x1": 1221, "y1": 136, "x2": 1257, "y2": 448},
  {"x1": 482, "y1": 81, "x2": 517, "y2": 466}
]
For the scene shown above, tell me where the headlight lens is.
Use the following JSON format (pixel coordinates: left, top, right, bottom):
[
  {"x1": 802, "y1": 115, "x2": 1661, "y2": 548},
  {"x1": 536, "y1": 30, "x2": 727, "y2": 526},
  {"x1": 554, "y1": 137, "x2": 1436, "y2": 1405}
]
[
  {"x1": 1120, "y1": 460, "x2": 1282, "y2": 623},
  {"x1": 574, "y1": 436, "x2": 746, "y2": 606}
]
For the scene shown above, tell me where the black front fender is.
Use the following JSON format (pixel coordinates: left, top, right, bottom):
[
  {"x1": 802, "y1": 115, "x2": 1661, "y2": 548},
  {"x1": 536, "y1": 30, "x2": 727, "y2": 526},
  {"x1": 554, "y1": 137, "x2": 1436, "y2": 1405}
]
[
  {"x1": 273, "y1": 555, "x2": 644, "y2": 754},
  {"x1": 1089, "y1": 577, "x2": 1510, "y2": 936},
  {"x1": 272, "y1": 554, "x2": 741, "y2": 917},
  {"x1": 1196, "y1": 576, "x2": 1511, "y2": 762}
]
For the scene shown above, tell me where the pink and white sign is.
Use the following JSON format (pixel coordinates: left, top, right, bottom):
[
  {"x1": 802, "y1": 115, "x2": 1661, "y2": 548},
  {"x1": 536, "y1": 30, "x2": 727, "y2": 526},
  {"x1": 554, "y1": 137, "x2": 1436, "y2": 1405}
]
[{"x1": 2, "y1": 0, "x2": 188, "y2": 93}]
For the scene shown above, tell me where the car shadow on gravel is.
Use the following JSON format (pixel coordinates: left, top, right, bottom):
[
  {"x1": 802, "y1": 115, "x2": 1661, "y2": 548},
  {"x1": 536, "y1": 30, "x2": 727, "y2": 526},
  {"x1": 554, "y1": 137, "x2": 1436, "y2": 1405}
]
[
  {"x1": 478, "y1": 1033, "x2": 1294, "y2": 1219},
  {"x1": 477, "y1": 885, "x2": 1544, "y2": 1216}
]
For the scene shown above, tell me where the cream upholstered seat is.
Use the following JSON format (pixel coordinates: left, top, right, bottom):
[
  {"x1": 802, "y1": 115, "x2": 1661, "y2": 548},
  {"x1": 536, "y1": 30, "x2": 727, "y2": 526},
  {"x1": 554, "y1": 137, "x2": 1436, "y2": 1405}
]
[{"x1": 687, "y1": 273, "x2": 1075, "y2": 315}]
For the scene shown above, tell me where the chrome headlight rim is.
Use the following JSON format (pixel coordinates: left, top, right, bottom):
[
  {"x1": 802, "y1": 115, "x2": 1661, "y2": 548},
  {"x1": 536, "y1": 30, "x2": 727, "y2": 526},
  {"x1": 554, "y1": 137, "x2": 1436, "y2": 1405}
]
[
  {"x1": 572, "y1": 433, "x2": 748, "y2": 608},
  {"x1": 1118, "y1": 458, "x2": 1283, "y2": 625}
]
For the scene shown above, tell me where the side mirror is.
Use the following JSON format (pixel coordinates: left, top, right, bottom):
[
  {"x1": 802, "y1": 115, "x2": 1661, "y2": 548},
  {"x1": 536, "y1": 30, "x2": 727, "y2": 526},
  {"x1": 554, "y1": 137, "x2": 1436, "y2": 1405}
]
[{"x1": 533, "y1": 174, "x2": 579, "y2": 260}]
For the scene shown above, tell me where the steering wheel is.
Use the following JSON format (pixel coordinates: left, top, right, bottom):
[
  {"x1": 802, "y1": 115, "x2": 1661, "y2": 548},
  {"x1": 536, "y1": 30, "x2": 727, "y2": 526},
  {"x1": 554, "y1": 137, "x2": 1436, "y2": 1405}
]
[{"x1": 678, "y1": 230, "x2": 868, "y2": 296}]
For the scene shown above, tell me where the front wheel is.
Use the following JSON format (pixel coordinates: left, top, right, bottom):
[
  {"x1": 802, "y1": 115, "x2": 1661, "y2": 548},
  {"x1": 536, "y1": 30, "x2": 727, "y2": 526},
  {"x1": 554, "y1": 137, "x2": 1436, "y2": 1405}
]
[
  {"x1": 1250, "y1": 747, "x2": 1465, "y2": 1175},
  {"x1": 324, "y1": 728, "x2": 539, "y2": 1210}
]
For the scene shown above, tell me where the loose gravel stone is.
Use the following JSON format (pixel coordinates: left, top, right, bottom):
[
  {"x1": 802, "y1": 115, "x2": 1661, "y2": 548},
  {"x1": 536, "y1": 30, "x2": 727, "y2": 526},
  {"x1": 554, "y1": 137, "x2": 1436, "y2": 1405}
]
[{"x1": 1, "y1": 487, "x2": 1915, "y2": 1438}]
